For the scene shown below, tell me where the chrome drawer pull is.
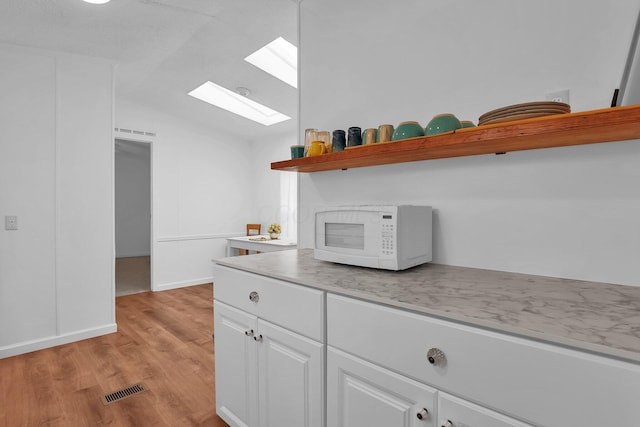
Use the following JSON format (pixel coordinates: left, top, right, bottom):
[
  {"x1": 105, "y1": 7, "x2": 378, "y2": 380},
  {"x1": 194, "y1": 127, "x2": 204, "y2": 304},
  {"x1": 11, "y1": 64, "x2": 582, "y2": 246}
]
[
  {"x1": 440, "y1": 420, "x2": 453, "y2": 427},
  {"x1": 254, "y1": 334, "x2": 263, "y2": 342},
  {"x1": 249, "y1": 291, "x2": 259, "y2": 303},
  {"x1": 244, "y1": 329, "x2": 254, "y2": 337},
  {"x1": 416, "y1": 408, "x2": 429, "y2": 420}
]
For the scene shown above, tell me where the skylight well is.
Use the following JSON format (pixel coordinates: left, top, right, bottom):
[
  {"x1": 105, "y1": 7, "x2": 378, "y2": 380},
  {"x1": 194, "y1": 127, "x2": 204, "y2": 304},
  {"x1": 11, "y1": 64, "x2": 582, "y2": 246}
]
[
  {"x1": 245, "y1": 37, "x2": 298, "y2": 88},
  {"x1": 188, "y1": 81, "x2": 290, "y2": 126},
  {"x1": 187, "y1": 36, "x2": 296, "y2": 126}
]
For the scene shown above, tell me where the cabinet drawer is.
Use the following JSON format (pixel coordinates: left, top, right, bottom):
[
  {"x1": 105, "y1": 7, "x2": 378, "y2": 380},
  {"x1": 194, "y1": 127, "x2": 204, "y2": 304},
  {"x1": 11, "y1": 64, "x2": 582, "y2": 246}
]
[
  {"x1": 213, "y1": 265, "x2": 324, "y2": 341},
  {"x1": 327, "y1": 293, "x2": 640, "y2": 427}
]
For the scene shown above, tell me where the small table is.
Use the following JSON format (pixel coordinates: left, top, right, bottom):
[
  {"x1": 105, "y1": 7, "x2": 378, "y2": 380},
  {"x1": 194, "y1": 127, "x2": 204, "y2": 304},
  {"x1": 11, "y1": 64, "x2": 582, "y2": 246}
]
[{"x1": 226, "y1": 235, "x2": 297, "y2": 257}]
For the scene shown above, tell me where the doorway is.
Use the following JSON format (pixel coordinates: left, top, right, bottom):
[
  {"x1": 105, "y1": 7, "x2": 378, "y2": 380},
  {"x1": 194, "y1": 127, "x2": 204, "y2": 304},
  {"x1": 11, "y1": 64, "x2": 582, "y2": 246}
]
[{"x1": 115, "y1": 138, "x2": 151, "y2": 296}]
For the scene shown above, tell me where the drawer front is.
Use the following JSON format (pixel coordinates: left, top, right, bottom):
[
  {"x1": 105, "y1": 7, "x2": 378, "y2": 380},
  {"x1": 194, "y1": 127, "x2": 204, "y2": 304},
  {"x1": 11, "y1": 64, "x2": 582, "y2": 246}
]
[
  {"x1": 327, "y1": 293, "x2": 640, "y2": 427},
  {"x1": 213, "y1": 265, "x2": 324, "y2": 341}
]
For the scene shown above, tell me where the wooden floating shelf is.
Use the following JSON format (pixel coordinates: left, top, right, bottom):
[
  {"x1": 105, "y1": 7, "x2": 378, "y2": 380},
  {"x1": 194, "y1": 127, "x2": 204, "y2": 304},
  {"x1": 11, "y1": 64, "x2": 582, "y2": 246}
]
[{"x1": 271, "y1": 105, "x2": 640, "y2": 173}]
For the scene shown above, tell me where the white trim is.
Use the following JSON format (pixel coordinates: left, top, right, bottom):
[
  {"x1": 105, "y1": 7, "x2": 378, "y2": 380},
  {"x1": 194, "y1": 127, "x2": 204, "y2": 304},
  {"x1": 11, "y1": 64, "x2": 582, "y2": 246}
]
[
  {"x1": 54, "y1": 55, "x2": 61, "y2": 336},
  {"x1": 0, "y1": 324, "x2": 118, "y2": 359},
  {"x1": 155, "y1": 277, "x2": 213, "y2": 292},
  {"x1": 157, "y1": 233, "x2": 242, "y2": 242},
  {"x1": 110, "y1": 63, "x2": 116, "y2": 325}
]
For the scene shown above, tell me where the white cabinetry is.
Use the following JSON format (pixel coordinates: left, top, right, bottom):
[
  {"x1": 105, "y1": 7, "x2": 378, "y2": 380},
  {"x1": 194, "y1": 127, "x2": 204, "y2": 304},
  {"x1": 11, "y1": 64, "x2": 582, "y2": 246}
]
[
  {"x1": 328, "y1": 346, "x2": 437, "y2": 427},
  {"x1": 213, "y1": 265, "x2": 325, "y2": 427},
  {"x1": 437, "y1": 393, "x2": 530, "y2": 427},
  {"x1": 257, "y1": 319, "x2": 323, "y2": 427},
  {"x1": 327, "y1": 346, "x2": 528, "y2": 427},
  {"x1": 213, "y1": 263, "x2": 640, "y2": 427},
  {"x1": 327, "y1": 293, "x2": 640, "y2": 427},
  {"x1": 214, "y1": 301, "x2": 257, "y2": 427}
]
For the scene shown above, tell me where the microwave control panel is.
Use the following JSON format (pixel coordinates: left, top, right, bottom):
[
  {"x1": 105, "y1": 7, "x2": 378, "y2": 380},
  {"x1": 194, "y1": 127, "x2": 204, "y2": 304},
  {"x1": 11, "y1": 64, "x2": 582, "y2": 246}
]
[{"x1": 381, "y1": 214, "x2": 395, "y2": 256}]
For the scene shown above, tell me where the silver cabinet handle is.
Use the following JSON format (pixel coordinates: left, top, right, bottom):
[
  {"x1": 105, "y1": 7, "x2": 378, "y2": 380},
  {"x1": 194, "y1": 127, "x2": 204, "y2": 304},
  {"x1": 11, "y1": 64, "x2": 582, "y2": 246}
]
[
  {"x1": 427, "y1": 348, "x2": 446, "y2": 366},
  {"x1": 416, "y1": 408, "x2": 429, "y2": 420},
  {"x1": 254, "y1": 334, "x2": 263, "y2": 342},
  {"x1": 244, "y1": 329, "x2": 254, "y2": 337},
  {"x1": 440, "y1": 420, "x2": 453, "y2": 427},
  {"x1": 249, "y1": 291, "x2": 259, "y2": 303}
]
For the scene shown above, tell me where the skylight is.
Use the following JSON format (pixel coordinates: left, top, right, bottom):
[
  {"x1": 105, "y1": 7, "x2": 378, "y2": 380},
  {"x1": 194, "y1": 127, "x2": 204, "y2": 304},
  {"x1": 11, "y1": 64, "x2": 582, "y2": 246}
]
[
  {"x1": 188, "y1": 81, "x2": 291, "y2": 126},
  {"x1": 244, "y1": 37, "x2": 298, "y2": 88}
]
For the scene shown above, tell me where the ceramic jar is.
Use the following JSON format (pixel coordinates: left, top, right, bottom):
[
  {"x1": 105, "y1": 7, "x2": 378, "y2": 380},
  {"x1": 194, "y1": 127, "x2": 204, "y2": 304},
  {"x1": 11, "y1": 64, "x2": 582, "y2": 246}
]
[{"x1": 308, "y1": 140, "x2": 327, "y2": 156}]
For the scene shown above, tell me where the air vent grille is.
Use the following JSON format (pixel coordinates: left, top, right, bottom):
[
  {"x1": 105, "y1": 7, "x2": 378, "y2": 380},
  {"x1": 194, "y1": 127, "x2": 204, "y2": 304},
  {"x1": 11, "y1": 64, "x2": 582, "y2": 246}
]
[
  {"x1": 101, "y1": 383, "x2": 147, "y2": 405},
  {"x1": 114, "y1": 128, "x2": 157, "y2": 138}
]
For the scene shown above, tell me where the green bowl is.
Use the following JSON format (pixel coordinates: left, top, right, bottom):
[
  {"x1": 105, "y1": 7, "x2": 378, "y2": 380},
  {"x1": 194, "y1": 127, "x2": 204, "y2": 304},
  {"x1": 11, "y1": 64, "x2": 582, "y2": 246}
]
[
  {"x1": 460, "y1": 120, "x2": 476, "y2": 128},
  {"x1": 392, "y1": 121, "x2": 424, "y2": 140},
  {"x1": 425, "y1": 114, "x2": 462, "y2": 136}
]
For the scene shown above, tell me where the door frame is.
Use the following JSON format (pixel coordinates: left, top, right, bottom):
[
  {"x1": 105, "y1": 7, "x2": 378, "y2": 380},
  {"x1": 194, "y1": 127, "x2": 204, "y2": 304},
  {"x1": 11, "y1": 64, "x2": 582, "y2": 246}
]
[{"x1": 114, "y1": 133, "x2": 156, "y2": 292}]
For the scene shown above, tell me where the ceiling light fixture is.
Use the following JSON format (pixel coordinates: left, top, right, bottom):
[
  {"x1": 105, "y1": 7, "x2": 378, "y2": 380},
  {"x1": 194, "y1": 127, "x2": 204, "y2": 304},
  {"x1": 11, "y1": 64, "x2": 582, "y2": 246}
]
[
  {"x1": 244, "y1": 37, "x2": 297, "y2": 88},
  {"x1": 188, "y1": 81, "x2": 291, "y2": 126},
  {"x1": 82, "y1": 0, "x2": 111, "y2": 4}
]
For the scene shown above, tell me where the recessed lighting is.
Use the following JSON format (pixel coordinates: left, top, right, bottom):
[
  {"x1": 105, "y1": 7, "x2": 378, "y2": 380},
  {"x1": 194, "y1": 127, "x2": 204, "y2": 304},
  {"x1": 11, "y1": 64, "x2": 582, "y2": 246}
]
[
  {"x1": 245, "y1": 37, "x2": 297, "y2": 88},
  {"x1": 188, "y1": 81, "x2": 291, "y2": 126},
  {"x1": 83, "y1": 0, "x2": 111, "y2": 3}
]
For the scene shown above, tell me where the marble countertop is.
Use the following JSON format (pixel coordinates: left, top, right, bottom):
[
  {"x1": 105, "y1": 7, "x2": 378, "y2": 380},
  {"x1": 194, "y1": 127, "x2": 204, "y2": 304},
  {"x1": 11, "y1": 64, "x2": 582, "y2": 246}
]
[{"x1": 214, "y1": 249, "x2": 640, "y2": 363}]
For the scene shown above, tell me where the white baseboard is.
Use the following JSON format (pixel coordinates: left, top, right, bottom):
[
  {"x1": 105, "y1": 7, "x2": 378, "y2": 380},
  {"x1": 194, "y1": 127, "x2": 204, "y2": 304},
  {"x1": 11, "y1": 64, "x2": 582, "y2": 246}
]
[
  {"x1": 155, "y1": 276, "x2": 213, "y2": 292},
  {"x1": 0, "y1": 323, "x2": 118, "y2": 359},
  {"x1": 116, "y1": 252, "x2": 151, "y2": 258}
]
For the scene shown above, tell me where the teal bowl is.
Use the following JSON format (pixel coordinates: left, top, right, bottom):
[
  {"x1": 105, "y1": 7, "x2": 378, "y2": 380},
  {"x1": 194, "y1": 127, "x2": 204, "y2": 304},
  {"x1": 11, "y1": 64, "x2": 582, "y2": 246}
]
[
  {"x1": 392, "y1": 121, "x2": 424, "y2": 141},
  {"x1": 425, "y1": 114, "x2": 462, "y2": 136}
]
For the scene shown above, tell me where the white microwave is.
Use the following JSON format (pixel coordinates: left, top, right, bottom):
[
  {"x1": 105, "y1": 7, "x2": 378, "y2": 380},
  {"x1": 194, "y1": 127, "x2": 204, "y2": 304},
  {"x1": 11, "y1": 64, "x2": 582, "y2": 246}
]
[{"x1": 314, "y1": 205, "x2": 432, "y2": 270}]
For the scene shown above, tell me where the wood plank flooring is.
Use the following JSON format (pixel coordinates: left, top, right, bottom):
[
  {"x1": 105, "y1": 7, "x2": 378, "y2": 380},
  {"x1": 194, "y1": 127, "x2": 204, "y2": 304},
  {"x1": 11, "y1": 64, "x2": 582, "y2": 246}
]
[
  {"x1": 115, "y1": 256, "x2": 151, "y2": 296},
  {"x1": 0, "y1": 284, "x2": 228, "y2": 427}
]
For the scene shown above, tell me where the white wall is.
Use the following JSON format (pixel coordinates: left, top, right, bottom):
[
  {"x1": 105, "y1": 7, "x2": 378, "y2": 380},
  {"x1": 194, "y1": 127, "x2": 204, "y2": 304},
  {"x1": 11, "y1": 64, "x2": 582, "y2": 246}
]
[
  {"x1": 298, "y1": 0, "x2": 640, "y2": 286},
  {"x1": 115, "y1": 140, "x2": 151, "y2": 257},
  {"x1": 0, "y1": 44, "x2": 116, "y2": 357},
  {"x1": 250, "y1": 133, "x2": 298, "y2": 239},
  {"x1": 116, "y1": 99, "x2": 258, "y2": 291}
]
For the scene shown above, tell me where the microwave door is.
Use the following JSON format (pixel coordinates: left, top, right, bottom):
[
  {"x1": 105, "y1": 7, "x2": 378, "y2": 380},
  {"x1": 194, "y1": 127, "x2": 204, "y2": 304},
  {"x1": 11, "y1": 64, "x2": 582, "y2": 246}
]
[
  {"x1": 325, "y1": 223, "x2": 364, "y2": 250},
  {"x1": 322, "y1": 220, "x2": 380, "y2": 257}
]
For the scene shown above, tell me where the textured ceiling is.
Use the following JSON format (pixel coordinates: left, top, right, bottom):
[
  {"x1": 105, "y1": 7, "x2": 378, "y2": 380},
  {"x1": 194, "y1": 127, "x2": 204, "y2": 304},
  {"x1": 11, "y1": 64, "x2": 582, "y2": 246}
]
[{"x1": 0, "y1": 0, "x2": 298, "y2": 141}]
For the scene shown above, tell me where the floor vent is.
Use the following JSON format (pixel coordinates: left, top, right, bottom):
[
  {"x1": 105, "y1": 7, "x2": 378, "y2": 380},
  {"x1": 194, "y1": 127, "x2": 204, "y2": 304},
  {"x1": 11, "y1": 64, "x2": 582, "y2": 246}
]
[{"x1": 101, "y1": 383, "x2": 147, "y2": 405}]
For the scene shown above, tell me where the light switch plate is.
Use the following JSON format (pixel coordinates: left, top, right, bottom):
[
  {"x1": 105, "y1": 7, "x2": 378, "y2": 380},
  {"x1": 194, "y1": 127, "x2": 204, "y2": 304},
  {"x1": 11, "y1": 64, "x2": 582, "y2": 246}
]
[{"x1": 5, "y1": 215, "x2": 17, "y2": 230}]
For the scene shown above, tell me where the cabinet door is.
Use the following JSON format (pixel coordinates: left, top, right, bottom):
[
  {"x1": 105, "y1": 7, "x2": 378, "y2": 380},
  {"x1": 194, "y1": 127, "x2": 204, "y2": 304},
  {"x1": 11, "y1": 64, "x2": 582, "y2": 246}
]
[
  {"x1": 437, "y1": 393, "x2": 532, "y2": 427},
  {"x1": 328, "y1": 347, "x2": 437, "y2": 427},
  {"x1": 214, "y1": 301, "x2": 258, "y2": 427},
  {"x1": 257, "y1": 319, "x2": 324, "y2": 427}
]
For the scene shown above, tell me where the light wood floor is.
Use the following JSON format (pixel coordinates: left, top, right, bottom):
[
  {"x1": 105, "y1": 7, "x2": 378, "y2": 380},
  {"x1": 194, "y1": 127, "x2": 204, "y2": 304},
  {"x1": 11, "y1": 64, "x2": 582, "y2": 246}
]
[
  {"x1": 0, "y1": 283, "x2": 228, "y2": 427},
  {"x1": 115, "y1": 256, "x2": 150, "y2": 296}
]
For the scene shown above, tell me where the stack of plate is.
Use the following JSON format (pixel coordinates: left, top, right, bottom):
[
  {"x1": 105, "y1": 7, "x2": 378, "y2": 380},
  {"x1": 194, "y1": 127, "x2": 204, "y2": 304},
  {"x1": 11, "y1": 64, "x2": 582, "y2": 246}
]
[{"x1": 478, "y1": 101, "x2": 571, "y2": 126}]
